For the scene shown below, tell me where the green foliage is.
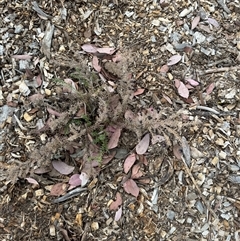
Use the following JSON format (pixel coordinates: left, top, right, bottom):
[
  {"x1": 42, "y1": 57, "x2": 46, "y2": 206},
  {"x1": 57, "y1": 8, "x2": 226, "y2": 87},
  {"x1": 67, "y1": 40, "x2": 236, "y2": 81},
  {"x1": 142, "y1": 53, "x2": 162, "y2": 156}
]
[{"x1": 91, "y1": 130, "x2": 108, "y2": 154}]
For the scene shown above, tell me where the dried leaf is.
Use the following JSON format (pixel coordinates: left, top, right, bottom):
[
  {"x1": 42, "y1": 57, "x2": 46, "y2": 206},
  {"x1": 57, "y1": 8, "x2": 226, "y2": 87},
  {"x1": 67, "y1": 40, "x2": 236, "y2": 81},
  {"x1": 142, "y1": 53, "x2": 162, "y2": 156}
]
[
  {"x1": 25, "y1": 177, "x2": 39, "y2": 185},
  {"x1": 191, "y1": 16, "x2": 200, "y2": 30},
  {"x1": 92, "y1": 56, "x2": 101, "y2": 72},
  {"x1": 35, "y1": 74, "x2": 42, "y2": 87},
  {"x1": 47, "y1": 108, "x2": 62, "y2": 117},
  {"x1": 207, "y1": 18, "x2": 220, "y2": 28},
  {"x1": 107, "y1": 128, "x2": 122, "y2": 149},
  {"x1": 124, "y1": 153, "x2": 136, "y2": 174},
  {"x1": 159, "y1": 64, "x2": 169, "y2": 73},
  {"x1": 79, "y1": 172, "x2": 89, "y2": 187},
  {"x1": 167, "y1": 55, "x2": 182, "y2": 66},
  {"x1": 114, "y1": 206, "x2": 122, "y2": 221},
  {"x1": 131, "y1": 164, "x2": 143, "y2": 179},
  {"x1": 162, "y1": 93, "x2": 173, "y2": 104},
  {"x1": 50, "y1": 183, "x2": 67, "y2": 196},
  {"x1": 186, "y1": 78, "x2": 199, "y2": 87},
  {"x1": 41, "y1": 22, "x2": 54, "y2": 58},
  {"x1": 173, "y1": 144, "x2": 182, "y2": 160},
  {"x1": 29, "y1": 93, "x2": 44, "y2": 102},
  {"x1": 96, "y1": 47, "x2": 115, "y2": 54},
  {"x1": 136, "y1": 133, "x2": 150, "y2": 155},
  {"x1": 12, "y1": 54, "x2": 32, "y2": 60},
  {"x1": 34, "y1": 167, "x2": 51, "y2": 174},
  {"x1": 52, "y1": 160, "x2": 75, "y2": 175},
  {"x1": 133, "y1": 88, "x2": 145, "y2": 96},
  {"x1": 182, "y1": 136, "x2": 191, "y2": 166},
  {"x1": 69, "y1": 174, "x2": 81, "y2": 187},
  {"x1": 175, "y1": 79, "x2": 189, "y2": 98},
  {"x1": 109, "y1": 192, "x2": 122, "y2": 210},
  {"x1": 123, "y1": 179, "x2": 139, "y2": 197},
  {"x1": 81, "y1": 44, "x2": 97, "y2": 53},
  {"x1": 206, "y1": 83, "x2": 215, "y2": 95},
  {"x1": 151, "y1": 134, "x2": 165, "y2": 145}
]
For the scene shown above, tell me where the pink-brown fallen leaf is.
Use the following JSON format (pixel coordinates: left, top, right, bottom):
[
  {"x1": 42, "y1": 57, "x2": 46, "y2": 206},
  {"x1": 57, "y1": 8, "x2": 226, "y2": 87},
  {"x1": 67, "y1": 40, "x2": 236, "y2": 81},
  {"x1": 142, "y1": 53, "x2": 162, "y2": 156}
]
[
  {"x1": 52, "y1": 160, "x2": 75, "y2": 175},
  {"x1": 175, "y1": 79, "x2": 189, "y2": 98},
  {"x1": 36, "y1": 74, "x2": 42, "y2": 86},
  {"x1": 207, "y1": 17, "x2": 220, "y2": 28},
  {"x1": 123, "y1": 179, "x2": 139, "y2": 197},
  {"x1": 114, "y1": 206, "x2": 122, "y2": 221},
  {"x1": 69, "y1": 174, "x2": 81, "y2": 187},
  {"x1": 191, "y1": 15, "x2": 200, "y2": 30},
  {"x1": 206, "y1": 83, "x2": 215, "y2": 95},
  {"x1": 29, "y1": 93, "x2": 44, "y2": 102},
  {"x1": 12, "y1": 54, "x2": 32, "y2": 60},
  {"x1": 124, "y1": 153, "x2": 136, "y2": 174},
  {"x1": 167, "y1": 55, "x2": 182, "y2": 66},
  {"x1": 151, "y1": 134, "x2": 165, "y2": 145},
  {"x1": 47, "y1": 108, "x2": 63, "y2": 117},
  {"x1": 81, "y1": 44, "x2": 98, "y2": 53},
  {"x1": 173, "y1": 144, "x2": 182, "y2": 160},
  {"x1": 26, "y1": 177, "x2": 39, "y2": 185},
  {"x1": 136, "y1": 133, "x2": 150, "y2": 155},
  {"x1": 133, "y1": 88, "x2": 145, "y2": 96},
  {"x1": 50, "y1": 183, "x2": 68, "y2": 196},
  {"x1": 107, "y1": 128, "x2": 122, "y2": 149},
  {"x1": 96, "y1": 47, "x2": 115, "y2": 54},
  {"x1": 34, "y1": 167, "x2": 51, "y2": 174},
  {"x1": 109, "y1": 192, "x2": 122, "y2": 210},
  {"x1": 138, "y1": 178, "x2": 151, "y2": 184},
  {"x1": 138, "y1": 154, "x2": 148, "y2": 166},
  {"x1": 159, "y1": 64, "x2": 169, "y2": 73},
  {"x1": 92, "y1": 56, "x2": 101, "y2": 72},
  {"x1": 186, "y1": 78, "x2": 199, "y2": 87},
  {"x1": 131, "y1": 164, "x2": 143, "y2": 179},
  {"x1": 101, "y1": 151, "x2": 116, "y2": 165},
  {"x1": 124, "y1": 110, "x2": 136, "y2": 121}
]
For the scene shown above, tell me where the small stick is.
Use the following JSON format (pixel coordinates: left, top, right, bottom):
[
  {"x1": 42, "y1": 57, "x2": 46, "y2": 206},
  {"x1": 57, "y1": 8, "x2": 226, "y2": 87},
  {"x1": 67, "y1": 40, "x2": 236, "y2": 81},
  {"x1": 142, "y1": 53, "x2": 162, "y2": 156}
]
[
  {"x1": 52, "y1": 187, "x2": 87, "y2": 203},
  {"x1": 181, "y1": 156, "x2": 218, "y2": 220},
  {"x1": 196, "y1": 106, "x2": 220, "y2": 115},
  {"x1": 198, "y1": 66, "x2": 240, "y2": 75}
]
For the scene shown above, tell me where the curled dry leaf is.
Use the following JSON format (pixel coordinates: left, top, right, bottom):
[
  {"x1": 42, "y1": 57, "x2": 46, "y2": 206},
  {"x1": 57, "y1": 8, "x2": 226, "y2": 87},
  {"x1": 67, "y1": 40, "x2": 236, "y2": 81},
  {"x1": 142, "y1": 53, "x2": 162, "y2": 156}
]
[
  {"x1": 107, "y1": 128, "x2": 122, "y2": 149},
  {"x1": 79, "y1": 172, "x2": 89, "y2": 187},
  {"x1": 133, "y1": 88, "x2": 145, "y2": 96},
  {"x1": 136, "y1": 133, "x2": 150, "y2": 155},
  {"x1": 52, "y1": 160, "x2": 75, "y2": 175},
  {"x1": 191, "y1": 16, "x2": 200, "y2": 30},
  {"x1": 124, "y1": 153, "x2": 136, "y2": 174},
  {"x1": 114, "y1": 206, "x2": 122, "y2": 221},
  {"x1": 109, "y1": 192, "x2": 122, "y2": 210},
  {"x1": 26, "y1": 177, "x2": 39, "y2": 185},
  {"x1": 123, "y1": 179, "x2": 139, "y2": 197},
  {"x1": 167, "y1": 55, "x2": 182, "y2": 66}
]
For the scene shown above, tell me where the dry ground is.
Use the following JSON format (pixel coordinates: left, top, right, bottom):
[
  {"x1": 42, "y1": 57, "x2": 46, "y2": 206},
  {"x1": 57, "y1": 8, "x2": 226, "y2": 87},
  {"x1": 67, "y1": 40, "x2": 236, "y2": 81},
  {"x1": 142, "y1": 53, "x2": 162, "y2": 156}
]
[{"x1": 0, "y1": 1, "x2": 240, "y2": 240}]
